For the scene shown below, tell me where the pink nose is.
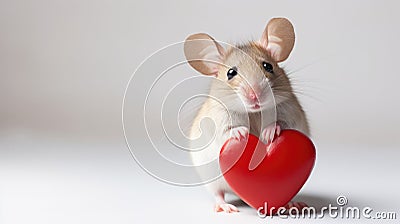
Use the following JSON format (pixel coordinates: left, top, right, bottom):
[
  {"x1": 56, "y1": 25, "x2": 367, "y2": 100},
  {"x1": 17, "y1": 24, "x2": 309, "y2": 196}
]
[{"x1": 248, "y1": 89, "x2": 258, "y2": 102}]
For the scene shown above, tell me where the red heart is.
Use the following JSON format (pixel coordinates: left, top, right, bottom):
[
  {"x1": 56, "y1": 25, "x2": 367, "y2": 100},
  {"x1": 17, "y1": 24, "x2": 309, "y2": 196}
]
[{"x1": 219, "y1": 130, "x2": 316, "y2": 214}]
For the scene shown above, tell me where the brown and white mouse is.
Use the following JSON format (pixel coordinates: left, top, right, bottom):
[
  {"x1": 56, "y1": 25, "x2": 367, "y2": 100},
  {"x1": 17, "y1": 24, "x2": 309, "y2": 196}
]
[{"x1": 184, "y1": 18, "x2": 309, "y2": 213}]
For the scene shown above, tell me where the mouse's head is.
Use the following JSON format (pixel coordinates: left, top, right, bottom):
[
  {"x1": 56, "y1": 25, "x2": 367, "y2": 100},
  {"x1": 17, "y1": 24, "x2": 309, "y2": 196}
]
[{"x1": 184, "y1": 18, "x2": 296, "y2": 113}]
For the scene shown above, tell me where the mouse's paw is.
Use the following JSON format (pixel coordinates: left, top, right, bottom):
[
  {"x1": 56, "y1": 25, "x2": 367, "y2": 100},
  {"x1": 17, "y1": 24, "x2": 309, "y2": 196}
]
[
  {"x1": 229, "y1": 126, "x2": 249, "y2": 141},
  {"x1": 283, "y1": 201, "x2": 308, "y2": 214},
  {"x1": 261, "y1": 123, "x2": 281, "y2": 144},
  {"x1": 215, "y1": 203, "x2": 239, "y2": 213}
]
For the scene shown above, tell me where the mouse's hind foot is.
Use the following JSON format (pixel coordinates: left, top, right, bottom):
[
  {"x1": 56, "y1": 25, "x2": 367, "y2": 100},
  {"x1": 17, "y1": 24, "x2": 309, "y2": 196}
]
[
  {"x1": 214, "y1": 203, "x2": 239, "y2": 213},
  {"x1": 214, "y1": 191, "x2": 239, "y2": 213},
  {"x1": 283, "y1": 201, "x2": 308, "y2": 214}
]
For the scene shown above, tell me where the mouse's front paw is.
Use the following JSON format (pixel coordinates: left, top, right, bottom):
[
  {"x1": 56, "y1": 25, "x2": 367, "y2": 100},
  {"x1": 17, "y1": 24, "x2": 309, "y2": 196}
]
[
  {"x1": 261, "y1": 123, "x2": 281, "y2": 144},
  {"x1": 229, "y1": 126, "x2": 249, "y2": 141}
]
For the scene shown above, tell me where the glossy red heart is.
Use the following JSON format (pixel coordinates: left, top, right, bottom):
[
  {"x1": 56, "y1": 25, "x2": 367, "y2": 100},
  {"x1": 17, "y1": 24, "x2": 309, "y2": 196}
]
[{"x1": 219, "y1": 129, "x2": 316, "y2": 214}]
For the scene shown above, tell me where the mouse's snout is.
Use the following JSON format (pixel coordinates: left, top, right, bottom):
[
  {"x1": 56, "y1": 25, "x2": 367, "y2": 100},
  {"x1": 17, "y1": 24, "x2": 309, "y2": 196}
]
[
  {"x1": 240, "y1": 84, "x2": 264, "y2": 110},
  {"x1": 247, "y1": 88, "x2": 259, "y2": 103}
]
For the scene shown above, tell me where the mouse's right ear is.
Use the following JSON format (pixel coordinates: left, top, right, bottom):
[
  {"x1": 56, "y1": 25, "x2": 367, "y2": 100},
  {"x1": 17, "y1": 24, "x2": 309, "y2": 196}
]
[{"x1": 184, "y1": 33, "x2": 225, "y2": 76}]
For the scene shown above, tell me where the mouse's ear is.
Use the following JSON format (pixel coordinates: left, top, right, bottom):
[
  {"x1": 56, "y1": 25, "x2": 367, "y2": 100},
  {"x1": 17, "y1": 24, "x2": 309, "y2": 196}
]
[
  {"x1": 184, "y1": 33, "x2": 225, "y2": 76},
  {"x1": 260, "y1": 18, "x2": 295, "y2": 62}
]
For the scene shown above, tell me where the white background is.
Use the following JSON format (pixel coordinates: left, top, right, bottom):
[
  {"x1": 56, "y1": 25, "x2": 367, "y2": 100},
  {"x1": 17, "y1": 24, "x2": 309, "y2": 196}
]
[{"x1": 1, "y1": 0, "x2": 399, "y2": 223}]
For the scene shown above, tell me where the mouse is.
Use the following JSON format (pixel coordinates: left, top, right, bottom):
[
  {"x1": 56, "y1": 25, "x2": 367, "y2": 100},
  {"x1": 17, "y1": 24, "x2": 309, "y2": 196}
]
[{"x1": 184, "y1": 18, "x2": 310, "y2": 213}]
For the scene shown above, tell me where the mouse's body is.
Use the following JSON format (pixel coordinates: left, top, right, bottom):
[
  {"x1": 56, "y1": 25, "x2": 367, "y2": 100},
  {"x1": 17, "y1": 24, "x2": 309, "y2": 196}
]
[{"x1": 184, "y1": 18, "x2": 309, "y2": 213}]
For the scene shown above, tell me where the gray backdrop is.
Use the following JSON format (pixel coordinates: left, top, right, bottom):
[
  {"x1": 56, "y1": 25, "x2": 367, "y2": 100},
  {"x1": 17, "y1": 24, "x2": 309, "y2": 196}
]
[
  {"x1": 1, "y1": 0, "x2": 399, "y2": 147},
  {"x1": 1, "y1": 1, "x2": 399, "y2": 224}
]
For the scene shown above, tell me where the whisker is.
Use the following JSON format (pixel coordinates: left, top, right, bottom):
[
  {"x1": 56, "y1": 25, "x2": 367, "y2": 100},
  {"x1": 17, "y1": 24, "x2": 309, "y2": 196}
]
[{"x1": 285, "y1": 55, "x2": 331, "y2": 75}]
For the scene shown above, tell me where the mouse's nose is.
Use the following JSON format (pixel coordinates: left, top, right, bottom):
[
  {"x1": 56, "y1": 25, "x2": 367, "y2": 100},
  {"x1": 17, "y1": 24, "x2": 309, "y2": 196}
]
[
  {"x1": 249, "y1": 91, "x2": 257, "y2": 101},
  {"x1": 248, "y1": 88, "x2": 259, "y2": 102}
]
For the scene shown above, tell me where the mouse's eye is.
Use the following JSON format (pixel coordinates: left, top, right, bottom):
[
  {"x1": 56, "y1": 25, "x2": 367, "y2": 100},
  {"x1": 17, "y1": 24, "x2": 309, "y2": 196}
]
[
  {"x1": 227, "y1": 67, "x2": 238, "y2": 80},
  {"x1": 262, "y1": 61, "x2": 274, "y2": 73}
]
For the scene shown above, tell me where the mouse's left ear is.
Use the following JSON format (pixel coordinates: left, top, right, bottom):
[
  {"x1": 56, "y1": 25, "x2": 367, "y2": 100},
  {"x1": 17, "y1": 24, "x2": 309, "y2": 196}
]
[{"x1": 260, "y1": 18, "x2": 295, "y2": 62}]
